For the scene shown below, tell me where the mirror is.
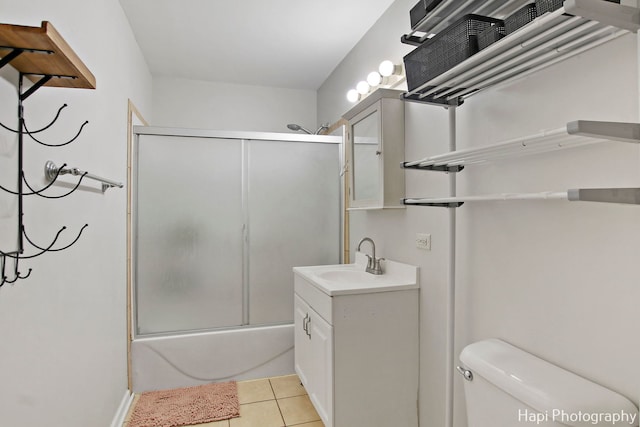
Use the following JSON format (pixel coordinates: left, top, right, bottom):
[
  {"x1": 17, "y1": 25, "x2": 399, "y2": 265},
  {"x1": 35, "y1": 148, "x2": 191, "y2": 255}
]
[
  {"x1": 343, "y1": 88, "x2": 404, "y2": 210},
  {"x1": 352, "y1": 109, "x2": 380, "y2": 203}
]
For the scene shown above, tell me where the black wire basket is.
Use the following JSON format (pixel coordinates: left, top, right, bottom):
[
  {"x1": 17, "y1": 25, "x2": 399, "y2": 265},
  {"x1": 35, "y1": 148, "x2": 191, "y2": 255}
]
[
  {"x1": 424, "y1": 0, "x2": 444, "y2": 13},
  {"x1": 410, "y1": 0, "x2": 446, "y2": 29},
  {"x1": 478, "y1": 24, "x2": 506, "y2": 50},
  {"x1": 404, "y1": 14, "x2": 503, "y2": 92},
  {"x1": 410, "y1": 1, "x2": 427, "y2": 28},
  {"x1": 505, "y1": 3, "x2": 537, "y2": 34},
  {"x1": 536, "y1": 0, "x2": 619, "y2": 16},
  {"x1": 535, "y1": 0, "x2": 564, "y2": 15}
]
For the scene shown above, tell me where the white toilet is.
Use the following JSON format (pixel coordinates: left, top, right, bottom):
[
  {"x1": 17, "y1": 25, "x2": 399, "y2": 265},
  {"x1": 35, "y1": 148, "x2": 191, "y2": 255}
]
[{"x1": 459, "y1": 339, "x2": 639, "y2": 427}]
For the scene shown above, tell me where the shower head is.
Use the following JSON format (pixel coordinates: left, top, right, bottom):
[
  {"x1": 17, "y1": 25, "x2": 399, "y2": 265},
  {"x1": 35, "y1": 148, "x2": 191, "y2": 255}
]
[
  {"x1": 315, "y1": 123, "x2": 330, "y2": 135},
  {"x1": 287, "y1": 123, "x2": 313, "y2": 134}
]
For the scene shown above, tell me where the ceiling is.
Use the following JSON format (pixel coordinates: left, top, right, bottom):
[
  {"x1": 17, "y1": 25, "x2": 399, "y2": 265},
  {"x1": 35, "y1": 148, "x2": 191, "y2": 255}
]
[{"x1": 119, "y1": 0, "x2": 397, "y2": 90}]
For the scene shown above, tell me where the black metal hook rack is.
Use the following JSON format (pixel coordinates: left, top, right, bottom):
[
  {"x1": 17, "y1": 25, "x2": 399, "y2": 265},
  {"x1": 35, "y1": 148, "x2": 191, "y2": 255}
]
[{"x1": 0, "y1": 21, "x2": 98, "y2": 287}]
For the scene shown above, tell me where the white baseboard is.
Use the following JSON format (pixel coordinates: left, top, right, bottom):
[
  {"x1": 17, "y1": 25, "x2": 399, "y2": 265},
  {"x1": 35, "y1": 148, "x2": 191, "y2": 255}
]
[{"x1": 110, "y1": 390, "x2": 134, "y2": 427}]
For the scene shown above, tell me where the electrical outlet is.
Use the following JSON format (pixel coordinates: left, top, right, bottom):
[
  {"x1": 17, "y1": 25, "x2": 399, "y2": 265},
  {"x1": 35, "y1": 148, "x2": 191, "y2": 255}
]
[{"x1": 416, "y1": 233, "x2": 431, "y2": 250}]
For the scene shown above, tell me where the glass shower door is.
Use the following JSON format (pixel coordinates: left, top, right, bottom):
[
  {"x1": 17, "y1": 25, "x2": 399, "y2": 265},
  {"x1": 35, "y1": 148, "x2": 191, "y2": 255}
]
[
  {"x1": 247, "y1": 139, "x2": 340, "y2": 325},
  {"x1": 134, "y1": 131, "x2": 341, "y2": 336},
  {"x1": 135, "y1": 135, "x2": 244, "y2": 335}
]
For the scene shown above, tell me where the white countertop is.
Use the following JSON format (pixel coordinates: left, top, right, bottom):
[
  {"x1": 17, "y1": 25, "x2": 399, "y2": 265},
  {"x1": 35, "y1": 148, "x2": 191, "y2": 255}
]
[{"x1": 293, "y1": 252, "x2": 419, "y2": 296}]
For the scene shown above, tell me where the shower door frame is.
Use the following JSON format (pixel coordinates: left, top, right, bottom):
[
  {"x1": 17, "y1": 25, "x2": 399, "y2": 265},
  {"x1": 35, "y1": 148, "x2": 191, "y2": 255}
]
[{"x1": 129, "y1": 126, "x2": 345, "y2": 339}]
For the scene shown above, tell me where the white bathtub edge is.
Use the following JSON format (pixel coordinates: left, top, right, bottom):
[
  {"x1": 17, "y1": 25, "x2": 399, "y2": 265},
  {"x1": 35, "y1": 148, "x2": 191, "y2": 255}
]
[
  {"x1": 132, "y1": 324, "x2": 295, "y2": 392},
  {"x1": 133, "y1": 323, "x2": 293, "y2": 343}
]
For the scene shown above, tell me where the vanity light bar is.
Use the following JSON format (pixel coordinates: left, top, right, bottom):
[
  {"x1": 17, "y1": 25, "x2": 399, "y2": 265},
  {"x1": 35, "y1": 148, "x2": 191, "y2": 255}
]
[{"x1": 346, "y1": 60, "x2": 404, "y2": 103}]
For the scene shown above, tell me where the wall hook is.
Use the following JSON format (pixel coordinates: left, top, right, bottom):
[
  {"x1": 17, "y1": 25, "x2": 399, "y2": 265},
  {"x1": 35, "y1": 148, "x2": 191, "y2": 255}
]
[
  {"x1": 18, "y1": 225, "x2": 87, "y2": 258},
  {"x1": 0, "y1": 22, "x2": 97, "y2": 287},
  {"x1": 0, "y1": 163, "x2": 67, "y2": 196},
  {"x1": 0, "y1": 256, "x2": 32, "y2": 286},
  {"x1": 25, "y1": 119, "x2": 88, "y2": 147},
  {"x1": 23, "y1": 224, "x2": 88, "y2": 253},
  {"x1": 0, "y1": 103, "x2": 68, "y2": 134},
  {"x1": 25, "y1": 167, "x2": 87, "y2": 198}
]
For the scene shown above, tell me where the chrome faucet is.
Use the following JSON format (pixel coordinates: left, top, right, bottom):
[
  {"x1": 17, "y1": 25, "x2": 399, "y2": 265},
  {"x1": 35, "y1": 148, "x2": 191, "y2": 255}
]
[{"x1": 356, "y1": 237, "x2": 384, "y2": 275}]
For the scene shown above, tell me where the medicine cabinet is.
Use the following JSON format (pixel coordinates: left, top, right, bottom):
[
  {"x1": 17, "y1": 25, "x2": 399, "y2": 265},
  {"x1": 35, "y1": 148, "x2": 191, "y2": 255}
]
[{"x1": 343, "y1": 88, "x2": 405, "y2": 210}]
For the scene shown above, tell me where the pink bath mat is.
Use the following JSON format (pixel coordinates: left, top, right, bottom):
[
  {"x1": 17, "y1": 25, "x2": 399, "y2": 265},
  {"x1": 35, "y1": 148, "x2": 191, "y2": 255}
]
[{"x1": 128, "y1": 381, "x2": 240, "y2": 427}]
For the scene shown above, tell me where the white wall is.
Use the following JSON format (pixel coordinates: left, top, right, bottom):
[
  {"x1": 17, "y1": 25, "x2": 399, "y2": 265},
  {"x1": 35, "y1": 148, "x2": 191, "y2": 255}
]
[
  {"x1": 453, "y1": 33, "x2": 640, "y2": 427},
  {"x1": 318, "y1": 1, "x2": 640, "y2": 426},
  {"x1": 317, "y1": 0, "x2": 414, "y2": 126},
  {"x1": 0, "y1": 1, "x2": 152, "y2": 426},
  {"x1": 152, "y1": 76, "x2": 318, "y2": 133}
]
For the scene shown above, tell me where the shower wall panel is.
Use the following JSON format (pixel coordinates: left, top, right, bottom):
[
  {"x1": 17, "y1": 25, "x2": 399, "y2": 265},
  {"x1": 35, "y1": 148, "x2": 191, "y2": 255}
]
[
  {"x1": 134, "y1": 131, "x2": 340, "y2": 336},
  {"x1": 136, "y1": 135, "x2": 244, "y2": 335},
  {"x1": 247, "y1": 140, "x2": 340, "y2": 325}
]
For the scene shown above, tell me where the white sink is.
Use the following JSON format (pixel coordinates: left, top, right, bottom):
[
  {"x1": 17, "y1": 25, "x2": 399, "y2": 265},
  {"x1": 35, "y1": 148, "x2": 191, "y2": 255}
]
[
  {"x1": 293, "y1": 252, "x2": 418, "y2": 296},
  {"x1": 317, "y1": 269, "x2": 375, "y2": 284}
]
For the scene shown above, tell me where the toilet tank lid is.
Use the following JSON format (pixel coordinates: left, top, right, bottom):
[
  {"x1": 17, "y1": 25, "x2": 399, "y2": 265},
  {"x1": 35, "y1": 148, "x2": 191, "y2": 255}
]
[{"x1": 460, "y1": 339, "x2": 639, "y2": 427}]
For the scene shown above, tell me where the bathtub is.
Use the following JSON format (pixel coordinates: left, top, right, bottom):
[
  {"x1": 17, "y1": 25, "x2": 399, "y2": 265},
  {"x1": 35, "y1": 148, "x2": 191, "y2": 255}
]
[{"x1": 131, "y1": 323, "x2": 294, "y2": 392}]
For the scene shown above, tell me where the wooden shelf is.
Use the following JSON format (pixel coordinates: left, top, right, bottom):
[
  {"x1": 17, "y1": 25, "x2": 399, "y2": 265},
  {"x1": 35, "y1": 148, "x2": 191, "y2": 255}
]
[{"x1": 0, "y1": 21, "x2": 95, "y2": 90}]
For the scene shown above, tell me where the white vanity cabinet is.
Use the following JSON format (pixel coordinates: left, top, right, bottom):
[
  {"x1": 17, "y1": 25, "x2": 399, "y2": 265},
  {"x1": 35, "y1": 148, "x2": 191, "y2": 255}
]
[
  {"x1": 294, "y1": 294, "x2": 333, "y2": 423},
  {"x1": 293, "y1": 257, "x2": 419, "y2": 427},
  {"x1": 343, "y1": 88, "x2": 405, "y2": 210}
]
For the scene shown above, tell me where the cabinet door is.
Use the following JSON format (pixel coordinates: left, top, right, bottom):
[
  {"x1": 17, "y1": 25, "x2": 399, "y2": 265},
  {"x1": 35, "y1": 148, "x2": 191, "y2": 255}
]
[
  {"x1": 294, "y1": 295, "x2": 312, "y2": 388},
  {"x1": 344, "y1": 89, "x2": 405, "y2": 211},
  {"x1": 308, "y1": 310, "x2": 333, "y2": 427},
  {"x1": 349, "y1": 102, "x2": 382, "y2": 208}
]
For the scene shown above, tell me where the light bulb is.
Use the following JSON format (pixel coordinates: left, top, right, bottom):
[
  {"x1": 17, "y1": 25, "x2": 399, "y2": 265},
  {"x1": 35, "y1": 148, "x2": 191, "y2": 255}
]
[
  {"x1": 379, "y1": 60, "x2": 396, "y2": 77},
  {"x1": 346, "y1": 89, "x2": 360, "y2": 103},
  {"x1": 356, "y1": 81, "x2": 370, "y2": 95},
  {"x1": 367, "y1": 71, "x2": 382, "y2": 87}
]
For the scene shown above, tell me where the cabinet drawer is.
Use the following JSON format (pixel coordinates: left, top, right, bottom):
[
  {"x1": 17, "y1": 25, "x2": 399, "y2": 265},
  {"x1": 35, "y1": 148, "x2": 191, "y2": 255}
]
[{"x1": 294, "y1": 273, "x2": 332, "y2": 324}]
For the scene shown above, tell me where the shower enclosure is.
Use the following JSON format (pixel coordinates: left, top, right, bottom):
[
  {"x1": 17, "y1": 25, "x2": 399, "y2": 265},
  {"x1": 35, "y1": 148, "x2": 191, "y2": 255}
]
[{"x1": 130, "y1": 127, "x2": 342, "y2": 392}]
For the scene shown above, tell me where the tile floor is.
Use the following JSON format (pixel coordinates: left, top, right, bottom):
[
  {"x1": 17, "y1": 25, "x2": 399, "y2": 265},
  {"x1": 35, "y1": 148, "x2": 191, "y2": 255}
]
[{"x1": 123, "y1": 374, "x2": 325, "y2": 427}]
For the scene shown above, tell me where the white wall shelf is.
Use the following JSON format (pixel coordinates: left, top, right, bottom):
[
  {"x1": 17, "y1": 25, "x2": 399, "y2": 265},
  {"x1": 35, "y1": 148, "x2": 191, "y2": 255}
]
[
  {"x1": 405, "y1": 0, "x2": 640, "y2": 43},
  {"x1": 402, "y1": 120, "x2": 640, "y2": 172},
  {"x1": 403, "y1": 188, "x2": 640, "y2": 207},
  {"x1": 402, "y1": 0, "x2": 637, "y2": 106},
  {"x1": 402, "y1": 120, "x2": 640, "y2": 207}
]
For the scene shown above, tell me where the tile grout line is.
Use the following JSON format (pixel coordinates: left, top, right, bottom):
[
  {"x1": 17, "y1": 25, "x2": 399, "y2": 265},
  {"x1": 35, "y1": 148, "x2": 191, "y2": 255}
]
[
  {"x1": 268, "y1": 378, "x2": 287, "y2": 427},
  {"x1": 271, "y1": 376, "x2": 321, "y2": 427}
]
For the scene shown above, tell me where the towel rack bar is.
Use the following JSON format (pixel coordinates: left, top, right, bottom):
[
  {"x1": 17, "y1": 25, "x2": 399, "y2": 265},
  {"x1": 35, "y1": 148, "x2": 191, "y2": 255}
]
[
  {"x1": 44, "y1": 160, "x2": 123, "y2": 192},
  {"x1": 428, "y1": 19, "x2": 599, "y2": 100},
  {"x1": 450, "y1": 27, "x2": 621, "y2": 101}
]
